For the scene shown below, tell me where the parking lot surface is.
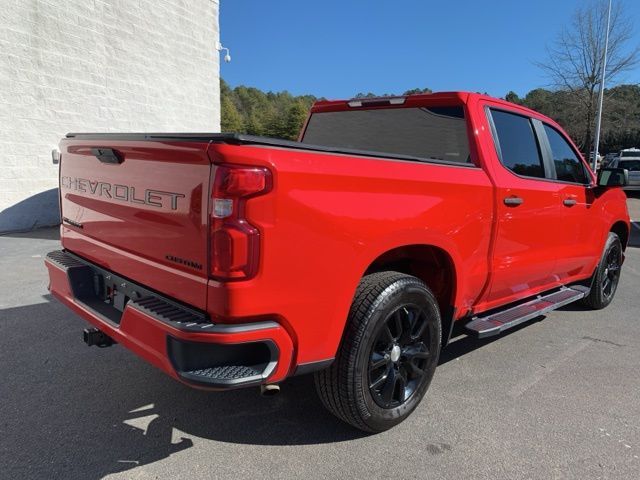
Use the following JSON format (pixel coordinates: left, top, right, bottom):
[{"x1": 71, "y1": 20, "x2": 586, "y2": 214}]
[{"x1": 1, "y1": 196, "x2": 639, "y2": 480}]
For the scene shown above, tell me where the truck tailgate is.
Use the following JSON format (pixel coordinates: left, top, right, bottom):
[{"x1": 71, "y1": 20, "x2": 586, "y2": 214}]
[{"x1": 59, "y1": 138, "x2": 211, "y2": 309}]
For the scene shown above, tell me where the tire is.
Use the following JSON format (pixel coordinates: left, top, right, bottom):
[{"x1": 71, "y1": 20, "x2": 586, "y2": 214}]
[
  {"x1": 314, "y1": 271, "x2": 441, "y2": 432},
  {"x1": 582, "y1": 232, "x2": 623, "y2": 310}
]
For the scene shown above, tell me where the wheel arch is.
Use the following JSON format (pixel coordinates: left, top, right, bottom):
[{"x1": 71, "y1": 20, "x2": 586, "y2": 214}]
[
  {"x1": 363, "y1": 244, "x2": 458, "y2": 345},
  {"x1": 610, "y1": 220, "x2": 629, "y2": 250}
]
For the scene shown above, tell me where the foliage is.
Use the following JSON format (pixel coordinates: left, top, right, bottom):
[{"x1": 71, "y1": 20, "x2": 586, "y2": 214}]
[
  {"x1": 220, "y1": 79, "x2": 316, "y2": 140},
  {"x1": 354, "y1": 88, "x2": 432, "y2": 98},
  {"x1": 401, "y1": 88, "x2": 432, "y2": 96}
]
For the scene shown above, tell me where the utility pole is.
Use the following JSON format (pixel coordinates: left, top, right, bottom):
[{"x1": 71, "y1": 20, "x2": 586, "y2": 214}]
[{"x1": 592, "y1": 0, "x2": 612, "y2": 171}]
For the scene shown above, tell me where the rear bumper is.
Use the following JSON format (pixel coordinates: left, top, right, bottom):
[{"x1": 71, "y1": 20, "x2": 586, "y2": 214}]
[{"x1": 45, "y1": 250, "x2": 294, "y2": 389}]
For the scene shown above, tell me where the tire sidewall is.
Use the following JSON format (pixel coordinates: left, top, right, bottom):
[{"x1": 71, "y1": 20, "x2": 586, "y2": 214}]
[
  {"x1": 352, "y1": 279, "x2": 441, "y2": 431},
  {"x1": 596, "y1": 233, "x2": 622, "y2": 308}
]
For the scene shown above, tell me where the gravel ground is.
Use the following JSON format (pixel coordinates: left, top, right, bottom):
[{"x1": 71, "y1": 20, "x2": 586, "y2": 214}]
[{"x1": 1, "y1": 195, "x2": 639, "y2": 480}]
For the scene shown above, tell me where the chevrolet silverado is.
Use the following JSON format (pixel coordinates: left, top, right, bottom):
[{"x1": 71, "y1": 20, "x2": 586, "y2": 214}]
[{"x1": 46, "y1": 92, "x2": 631, "y2": 432}]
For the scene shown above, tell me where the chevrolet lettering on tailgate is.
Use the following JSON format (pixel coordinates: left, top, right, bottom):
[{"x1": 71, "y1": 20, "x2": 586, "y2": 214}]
[{"x1": 61, "y1": 176, "x2": 185, "y2": 210}]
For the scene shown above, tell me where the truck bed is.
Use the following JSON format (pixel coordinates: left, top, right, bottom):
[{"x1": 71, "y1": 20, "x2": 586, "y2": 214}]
[{"x1": 65, "y1": 132, "x2": 477, "y2": 168}]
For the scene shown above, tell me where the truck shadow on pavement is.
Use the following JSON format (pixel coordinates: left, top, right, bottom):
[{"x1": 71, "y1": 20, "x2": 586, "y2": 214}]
[{"x1": 1, "y1": 296, "x2": 367, "y2": 479}]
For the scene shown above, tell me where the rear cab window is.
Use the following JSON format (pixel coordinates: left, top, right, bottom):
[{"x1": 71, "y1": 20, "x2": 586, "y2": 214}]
[{"x1": 301, "y1": 106, "x2": 471, "y2": 164}]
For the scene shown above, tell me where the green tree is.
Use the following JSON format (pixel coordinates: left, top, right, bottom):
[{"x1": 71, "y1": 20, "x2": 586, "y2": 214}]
[
  {"x1": 403, "y1": 87, "x2": 432, "y2": 95},
  {"x1": 354, "y1": 92, "x2": 378, "y2": 98},
  {"x1": 220, "y1": 95, "x2": 244, "y2": 132},
  {"x1": 283, "y1": 101, "x2": 309, "y2": 140},
  {"x1": 220, "y1": 79, "x2": 316, "y2": 139},
  {"x1": 521, "y1": 88, "x2": 555, "y2": 113},
  {"x1": 504, "y1": 91, "x2": 521, "y2": 104}
]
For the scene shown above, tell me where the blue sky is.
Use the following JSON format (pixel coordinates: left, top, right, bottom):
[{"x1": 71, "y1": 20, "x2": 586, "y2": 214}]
[{"x1": 219, "y1": 0, "x2": 640, "y2": 100}]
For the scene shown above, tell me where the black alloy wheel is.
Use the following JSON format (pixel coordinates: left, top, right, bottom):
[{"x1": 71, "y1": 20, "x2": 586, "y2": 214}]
[
  {"x1": 582, "y1": 232, "x2": 623, "y2": 310},
  {"x1": 368, "y1": 305, "x2": 432, "y2": 408},
  {"x1": 601, "y1": 240, "x2": 622, "y2": 302}
]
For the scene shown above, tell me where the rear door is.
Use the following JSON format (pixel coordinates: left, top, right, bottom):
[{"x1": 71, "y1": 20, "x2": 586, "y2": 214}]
[{"x1": 59, "y1": 136, "x2": 212, "y2": 309}]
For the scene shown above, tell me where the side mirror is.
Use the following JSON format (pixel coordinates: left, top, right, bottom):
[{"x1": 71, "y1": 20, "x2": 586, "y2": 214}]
[{"x1": 597, "y1": 168, "x2": 629, "y2": 187}]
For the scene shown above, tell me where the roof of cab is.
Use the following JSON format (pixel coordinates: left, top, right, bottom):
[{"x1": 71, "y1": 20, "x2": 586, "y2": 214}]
[
  {"x1": 311, "y1": 91, "x2": 469, "y2": 112},
  {"x1": 310, "y1": 91, "x2": 543, "y2": 118}
]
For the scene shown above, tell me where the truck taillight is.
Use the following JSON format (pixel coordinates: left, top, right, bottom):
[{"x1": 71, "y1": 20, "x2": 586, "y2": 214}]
[{"x1": 210, "y1": 164, "x2": 271, "y2": 280}]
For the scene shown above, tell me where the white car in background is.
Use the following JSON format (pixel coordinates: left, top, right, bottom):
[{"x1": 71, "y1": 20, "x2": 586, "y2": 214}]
[{"x1": 610, "y1": 148, "x2": 640, "y2": 191}]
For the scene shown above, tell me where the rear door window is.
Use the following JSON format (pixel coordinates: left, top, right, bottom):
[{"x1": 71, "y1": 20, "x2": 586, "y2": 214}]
[
  {"x1": 489, "y1": 109, "x2": 545, "y2": 178},
  {"x1": 543, "y1": 125, "x2": 589, "y2": 184}
]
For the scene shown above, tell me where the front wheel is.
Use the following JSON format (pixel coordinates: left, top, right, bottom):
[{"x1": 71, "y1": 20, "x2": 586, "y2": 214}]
[
  {"x1": 314, "y1": 271, "x2": 441, "y2": 432},
  {"x1": 582, "y1": 232, "x2": 623, "y2": 310}
]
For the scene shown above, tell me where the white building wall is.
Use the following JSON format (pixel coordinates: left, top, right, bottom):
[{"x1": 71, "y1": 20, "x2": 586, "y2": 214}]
[{"x1": 0, "y1": 0, "x2": 220, "y2": 232}]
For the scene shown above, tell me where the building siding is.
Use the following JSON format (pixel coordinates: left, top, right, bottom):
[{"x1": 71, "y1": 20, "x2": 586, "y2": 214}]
[{"x1": 0, "y1": 0, "x2": 220, "y2": 232}]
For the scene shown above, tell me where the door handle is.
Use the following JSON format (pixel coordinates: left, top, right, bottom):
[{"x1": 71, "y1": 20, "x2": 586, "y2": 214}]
[
  {"x1": 503, "y1": 196, "x2": 524, "y2": 206},
  {"x1": 563, "y1": 198, "x2": 577, "y2": 207}
]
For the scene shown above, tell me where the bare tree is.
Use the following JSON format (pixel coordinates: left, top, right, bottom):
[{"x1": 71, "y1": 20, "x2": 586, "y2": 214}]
[{"x1": 537, "y1": 0, "x2": 639, "y2": 154}]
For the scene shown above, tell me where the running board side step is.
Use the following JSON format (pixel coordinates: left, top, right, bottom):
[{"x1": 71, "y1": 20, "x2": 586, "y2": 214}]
[{"x1": 465, "y1": 286, "x2": 590, "y2": 338}]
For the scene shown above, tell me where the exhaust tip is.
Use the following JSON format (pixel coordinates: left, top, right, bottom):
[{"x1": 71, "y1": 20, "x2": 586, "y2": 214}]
[{"x1": 260, "y1": 384, "x2": 280, "y2": 396}]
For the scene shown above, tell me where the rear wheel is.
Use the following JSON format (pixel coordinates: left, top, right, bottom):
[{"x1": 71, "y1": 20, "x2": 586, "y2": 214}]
[
  {"x1": 314, "y1": 271, "x2": 441, "y2": 432},
  {"x1": 582, "y1": 232, "x2": 623, "y2": 310}
]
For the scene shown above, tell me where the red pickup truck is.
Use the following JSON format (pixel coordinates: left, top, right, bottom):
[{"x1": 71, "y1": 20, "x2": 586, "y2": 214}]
[{"x1": 46, "y1": 92, "x2": 631, "y2": 432}]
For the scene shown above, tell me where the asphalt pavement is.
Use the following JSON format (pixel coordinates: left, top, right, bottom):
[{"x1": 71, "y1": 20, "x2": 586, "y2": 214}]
[{"x1": 1, "y1": 196, "x2": 639, "y2": 480}]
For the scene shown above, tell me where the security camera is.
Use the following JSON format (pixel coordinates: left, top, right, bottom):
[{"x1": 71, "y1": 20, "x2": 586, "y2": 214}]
[{"x1": 216, "y1": 41, "x2": 232, "y2": 63}]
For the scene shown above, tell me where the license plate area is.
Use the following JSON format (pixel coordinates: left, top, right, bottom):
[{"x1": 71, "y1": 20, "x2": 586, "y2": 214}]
[
  {"x1": 67, "y1": 257, "x2": 157, "y2": 325},
  {"x1": 97, "y1": 271, "x2": 147, "y2": 313}
]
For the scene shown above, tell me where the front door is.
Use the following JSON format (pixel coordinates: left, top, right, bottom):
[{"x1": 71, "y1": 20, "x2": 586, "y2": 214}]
[{"x1": 538, "y1": 123, "x2": 601, "y2": 281}]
